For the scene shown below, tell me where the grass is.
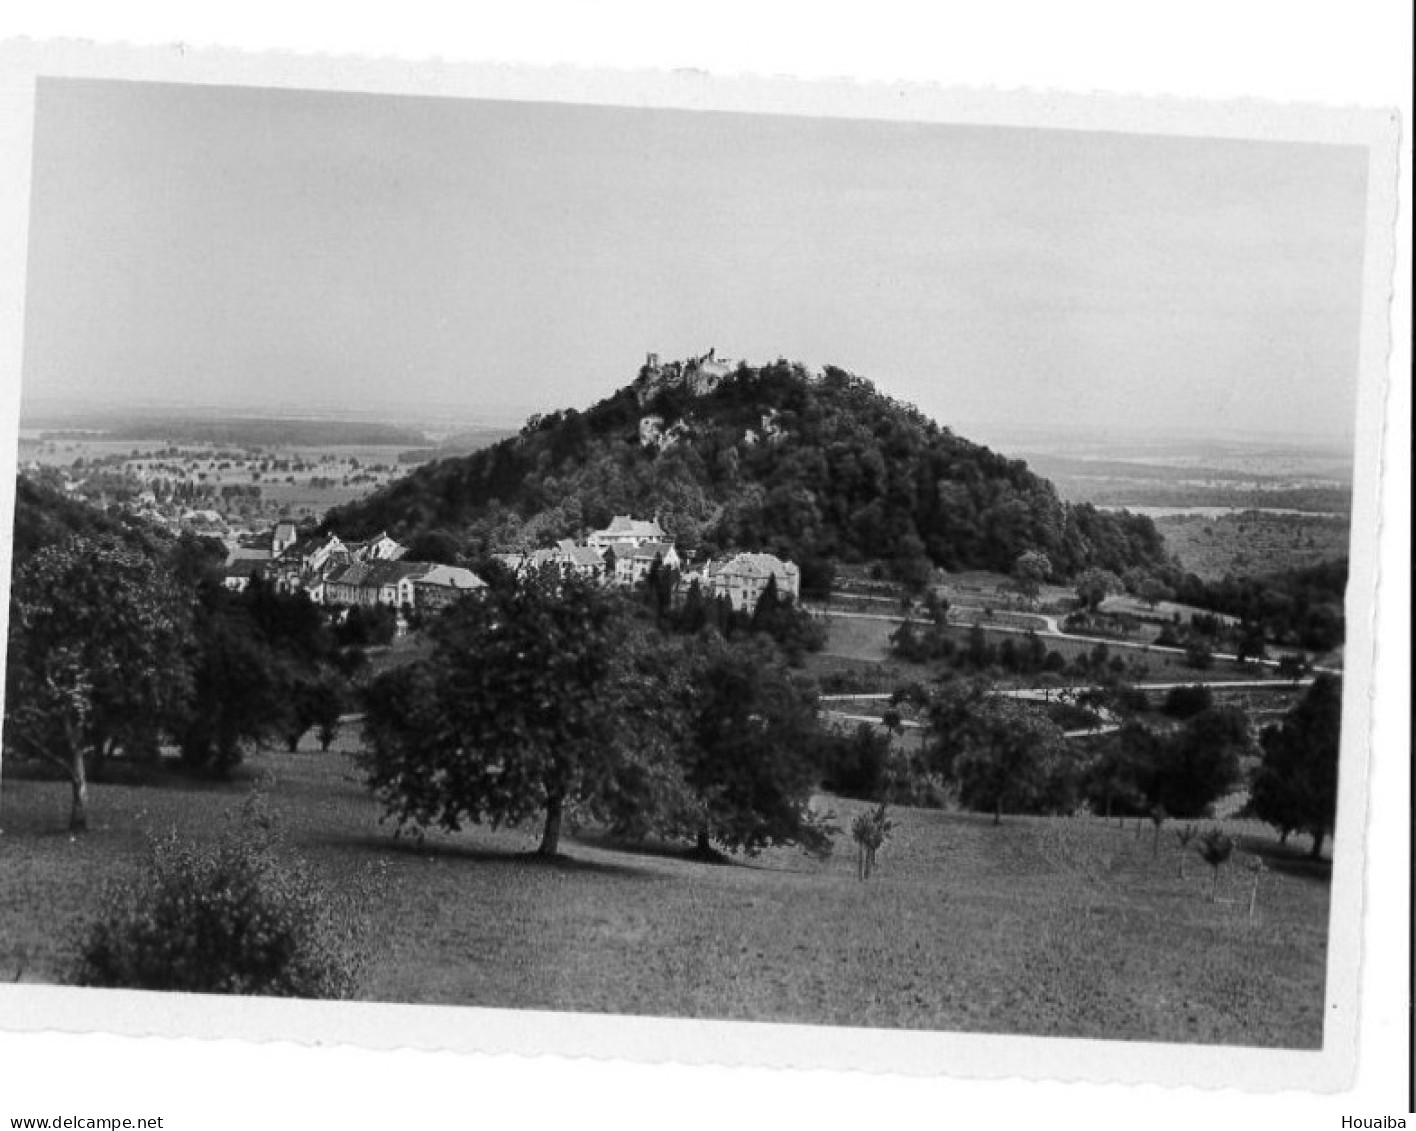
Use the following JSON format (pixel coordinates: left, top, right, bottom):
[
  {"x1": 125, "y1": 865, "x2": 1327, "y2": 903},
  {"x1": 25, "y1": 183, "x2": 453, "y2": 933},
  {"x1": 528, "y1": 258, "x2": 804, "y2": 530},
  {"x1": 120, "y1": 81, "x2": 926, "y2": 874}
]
[
  {"x1": 803, "y1": 614, "x2": 929, "y2": 692},
  {"x1": 1157, "y1": 512, "x2": 1351, "y2": 583},
  {"x1": 814, "y1": 614, "x2": 899, "y2": 664},
  {"x1": 0, "y1": 730, "x2": 1329, "y2": 1048},
  {"x1": 808, "y1": 610, "x2": 1292, "y2": 688}
]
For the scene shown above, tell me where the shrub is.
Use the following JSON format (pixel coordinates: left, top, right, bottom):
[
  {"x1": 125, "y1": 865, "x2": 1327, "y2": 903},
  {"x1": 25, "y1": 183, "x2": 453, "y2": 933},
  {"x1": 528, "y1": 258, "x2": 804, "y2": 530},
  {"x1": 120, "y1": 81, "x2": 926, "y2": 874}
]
[
  {"x1": 71, "y1": 794, "x2": 369, "y2": 998},
  {"x1": 851, "y1": 803, "x2": 894, "y2": 881},
  {"x1": 1044, "y1": 701, "x2": 1103, "y2": 732},
  {"x1": 1113, "y1": 685, "x2": 1151, "y2": 713},
  {"x1": 819, "y1": 723, "x2": 893, "y2": 800},
  {"x1": 1154, "y1": 625, "x2": 1181, "y2": 648},
  {"x1": 1195, "y1": 827, "x2": 1235, "y2": 902},
  {"x1": 1184, "y1": 641, "x2": 1215, "y2": 670},
  {"x1": 1162, "y1": 684, "x2": 1214, "y2": 720}
]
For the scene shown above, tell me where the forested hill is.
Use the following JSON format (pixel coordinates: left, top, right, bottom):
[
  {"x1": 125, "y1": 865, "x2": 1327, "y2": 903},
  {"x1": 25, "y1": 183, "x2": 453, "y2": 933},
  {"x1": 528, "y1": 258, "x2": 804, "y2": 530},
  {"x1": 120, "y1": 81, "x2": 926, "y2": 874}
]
[
  {"x1": 324, "y1": 358, "x2": 1168, "y2": 582},
  {"x1": 10, "y1": 475, "x2": 161, "y2": 562}
]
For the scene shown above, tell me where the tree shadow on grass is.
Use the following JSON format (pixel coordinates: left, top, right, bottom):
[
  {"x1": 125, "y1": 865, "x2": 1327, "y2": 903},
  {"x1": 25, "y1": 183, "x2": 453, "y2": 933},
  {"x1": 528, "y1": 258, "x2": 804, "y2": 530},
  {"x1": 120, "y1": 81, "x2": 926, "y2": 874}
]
[
  {"x1": 572, "y1": 829, "x2": 835, "y2": 875},
  {"x1": 573, "y1": 828, "x2": 736, "y2": 867},
  {"x1": 321, "y1": 830, "x2": 645, "y2": 879},
  {"x1": 1237, "y1": 834, "x2": 1332, "y2": 884}
]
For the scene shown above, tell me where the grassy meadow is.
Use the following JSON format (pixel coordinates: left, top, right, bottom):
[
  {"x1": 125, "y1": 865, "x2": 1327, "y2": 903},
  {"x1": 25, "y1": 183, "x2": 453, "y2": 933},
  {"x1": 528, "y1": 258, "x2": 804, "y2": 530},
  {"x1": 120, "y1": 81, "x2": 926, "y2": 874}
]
[
  {"x1": 0, "y1": 726, "x2": 1330, "y2": 1048},
  {"x1": 806, "y1": 611, "x2": 1293, "y2": 691}
]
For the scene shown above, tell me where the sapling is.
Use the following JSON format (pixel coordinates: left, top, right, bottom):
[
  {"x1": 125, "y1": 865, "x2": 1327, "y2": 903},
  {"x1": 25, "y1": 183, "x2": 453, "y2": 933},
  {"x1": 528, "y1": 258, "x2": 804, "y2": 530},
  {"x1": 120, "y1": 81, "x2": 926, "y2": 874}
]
[
  {"x1": 852, "y1": 803, "x2": 894, "y2": 882},
  {"x1": 1149, "y1": 804, "x2": 1167, "y2": 857},
  {"x1": 1245, "y1": 856, "x2": 1268, "y2": 923},
  {"x1": 1174, "y1": 822, "x2": 1199, "y2": 878},
  {"x1": 1196, "y1": 827, "x2": 1235, "y2": 903}
]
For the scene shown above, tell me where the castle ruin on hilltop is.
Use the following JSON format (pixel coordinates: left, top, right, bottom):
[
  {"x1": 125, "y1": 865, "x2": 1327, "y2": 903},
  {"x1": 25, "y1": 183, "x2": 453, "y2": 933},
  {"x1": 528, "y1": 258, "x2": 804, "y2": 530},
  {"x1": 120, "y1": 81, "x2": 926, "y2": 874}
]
[{"x1": 635, "y1": 348, "x2": 737, "y2": 405}]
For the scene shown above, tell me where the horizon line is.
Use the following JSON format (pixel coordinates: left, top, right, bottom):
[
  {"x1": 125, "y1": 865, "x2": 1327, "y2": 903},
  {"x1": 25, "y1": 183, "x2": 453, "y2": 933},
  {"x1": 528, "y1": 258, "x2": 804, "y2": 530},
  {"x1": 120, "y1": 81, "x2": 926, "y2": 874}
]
[{"x1": 17, "y1": 388, "x2": 1357, "y2": 451}]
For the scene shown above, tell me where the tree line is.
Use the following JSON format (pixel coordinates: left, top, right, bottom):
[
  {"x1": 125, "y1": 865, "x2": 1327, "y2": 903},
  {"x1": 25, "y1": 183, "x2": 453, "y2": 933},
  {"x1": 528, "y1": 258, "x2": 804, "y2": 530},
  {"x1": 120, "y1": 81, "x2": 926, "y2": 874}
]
[{"x1": 816, "y1": 673, "x2": 1340, "y2": 857}]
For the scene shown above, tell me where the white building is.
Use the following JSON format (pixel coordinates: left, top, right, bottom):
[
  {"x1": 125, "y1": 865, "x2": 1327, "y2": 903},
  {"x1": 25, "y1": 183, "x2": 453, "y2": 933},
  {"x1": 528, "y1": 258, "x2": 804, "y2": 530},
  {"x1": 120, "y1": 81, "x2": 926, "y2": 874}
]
[
  {"x1": 344, "y1": 531, "x2": 406, "y2": 562},
  {"x1": 554, "y1": 539, "x2": 608, "y2": 579},
  {"x1": 706, "y1": 552, "x2": 800, "y2": 612},
  {"x1": 587, "y1": 515, "x2": 666, "y2": 552},
  {"x1": 271, "y1": 521, "x2": 298, "y2": 556},
  {"x1": 613, "y1": 541, "x2": 681, "y2": 586}
]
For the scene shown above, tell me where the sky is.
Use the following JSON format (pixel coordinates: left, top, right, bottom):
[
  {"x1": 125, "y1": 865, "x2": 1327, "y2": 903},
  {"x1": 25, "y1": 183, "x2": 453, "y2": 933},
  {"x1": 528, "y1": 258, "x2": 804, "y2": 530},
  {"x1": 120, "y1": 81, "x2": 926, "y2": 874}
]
[{"x1": 21, "y1": 78, "x2": 1371, "y2": 446}]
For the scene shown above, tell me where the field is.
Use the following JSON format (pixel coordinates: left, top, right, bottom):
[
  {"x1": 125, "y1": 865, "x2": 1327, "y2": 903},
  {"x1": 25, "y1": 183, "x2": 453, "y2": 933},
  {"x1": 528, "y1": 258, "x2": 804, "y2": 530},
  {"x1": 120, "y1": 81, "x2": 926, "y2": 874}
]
[
  {"x1": 1009, "y1": 434, "x2": 1353, "y2": 518},
  {"x1": 249, "y1": 477, "x2": 382, "y2": 515},
  {"x1": 1156, "y1": 512, "x2": 1352, "y2": 582},
  {"x1": 0, "y1": 737, "x2": 1329, "y2": 1047},
  {"x1": 807, "y1": 612, "x2": 1296, "y2": 690}
]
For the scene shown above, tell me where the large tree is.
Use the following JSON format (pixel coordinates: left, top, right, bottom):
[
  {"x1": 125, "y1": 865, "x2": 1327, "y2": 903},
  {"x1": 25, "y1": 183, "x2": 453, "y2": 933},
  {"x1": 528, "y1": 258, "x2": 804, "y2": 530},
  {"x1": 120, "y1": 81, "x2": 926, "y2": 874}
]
[
  {"x1": 674, "y1": 634, "x2": 834, "y2": 857},
  {"x1": 1250, "y1": 675, "x2": 1342, "y2": 857},
  {"x1": 358, "y1": 564, "x2": 635, "y2": 856},
  {"x1": 178, "y1": 610, "x2": 286, "y2": 773},
  {"x1": 4, "y1": 536, "x2": 193, "y2": 830},
  {"x1": 177, "y1": 578, "x2": 340, "y2": 773},
  {"x1": 598, "y1": 630, "x2": 836, "y2": 858},
  {"x1": 1074, "y1": 568, "x2": 1123, "y2": 613},
  {"x1": 1147, "y1": 707, "x2": 1252, "y2": 819},
  {"x1": 1084, "y1": 721, "x2": 1159, "y2": 820},
  {"x1": 952, "y1": 695, "x2": 1068, "y2": 824},
  {"x1": 1010, "y1": 550, "x2": 1052, "y2": 607}
]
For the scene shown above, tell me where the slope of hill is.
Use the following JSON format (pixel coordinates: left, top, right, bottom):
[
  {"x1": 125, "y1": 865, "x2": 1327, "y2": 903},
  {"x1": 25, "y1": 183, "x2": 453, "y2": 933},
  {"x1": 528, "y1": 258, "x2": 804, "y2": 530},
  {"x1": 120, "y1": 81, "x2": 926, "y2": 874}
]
[
  {"x1": 325, "y1": 358, "x2": 1168, "y2": 581},
  {"x1": 9, "y1": 475, "x2": 165, "y2": 563}
]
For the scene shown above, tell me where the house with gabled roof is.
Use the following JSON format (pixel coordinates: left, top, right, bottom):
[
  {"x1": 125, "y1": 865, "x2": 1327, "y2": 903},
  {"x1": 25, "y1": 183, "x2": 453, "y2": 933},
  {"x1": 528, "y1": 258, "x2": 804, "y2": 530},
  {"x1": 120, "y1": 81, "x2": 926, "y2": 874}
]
[
  {"x1": 496, "y1": 542, "x2": 607, "y2": 582},
  {"x1": 268, "y1": 531, "x2": 348, "y2": 596},
  {"x1": 344, "y1": 531, "x2": 406, "y2": 563},
  {"x1": 412, "y1": 564, "x2": 486, "y2": 610},
  {"x1": 222, "y1": 541, "x2": 272, "y2": 591},
  {"x1": 587, "y1": 515, "x2": 665, "y2": 552},
  {"x1": 613, "y1": 541, "x2": 681, "y2": 586},
  {"x1": 555, "y1": 539, "x2": 607, "y2": 580},
  {"x1": 706, "y1": 551, "x2": 800, "y2": 612},
  {"x1": 222, "y1": 554, "x2": 270, "y2": 592},
  {"x1": 324, "y1": 559, "x2": 484, "y2": 611},
  {"x1": 324, "y1": 560, "x2": 424, "y2": 608},
  {"x1": 272, "y1": 521, "x2": 299, "y2": 556},
  {"x1": 288, "y1": 531, "x2": 347, "y2": 572}
]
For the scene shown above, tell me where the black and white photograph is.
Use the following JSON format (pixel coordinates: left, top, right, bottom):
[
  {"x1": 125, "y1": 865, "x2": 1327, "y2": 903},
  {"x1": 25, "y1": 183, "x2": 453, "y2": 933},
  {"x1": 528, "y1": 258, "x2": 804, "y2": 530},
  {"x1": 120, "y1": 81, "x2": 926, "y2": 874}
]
[{"x1": 0, "y1": 18, "x2": 1407, "y2": 1130}]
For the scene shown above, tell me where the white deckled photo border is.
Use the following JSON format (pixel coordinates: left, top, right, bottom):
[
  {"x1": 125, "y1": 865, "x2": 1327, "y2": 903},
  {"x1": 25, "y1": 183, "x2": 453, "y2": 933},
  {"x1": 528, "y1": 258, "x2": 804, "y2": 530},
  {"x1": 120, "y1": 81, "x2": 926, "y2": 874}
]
[{"x1": 0, "y1": 36, "x2": 1401, "y2": 1097}]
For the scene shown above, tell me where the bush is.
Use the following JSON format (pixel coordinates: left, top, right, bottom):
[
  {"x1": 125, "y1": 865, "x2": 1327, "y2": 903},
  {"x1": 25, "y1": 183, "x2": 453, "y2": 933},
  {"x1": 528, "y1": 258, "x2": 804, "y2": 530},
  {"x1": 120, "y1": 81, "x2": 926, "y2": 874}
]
[
  {"x1": 1044, "y1": 701, "x2": 1103, "y2": 732},
  {"x1": 819, "y1": 723, "x2": 893, "y2": 800},
  {"x1": 1184, "y1": 641, "x2": 1214, "y2": 670},
  {"x1": 1162, "y1": 683, "x2": 1214, "y2": 719},
  {"x1": 71, "y1": 794, "x2": 370, "y2": 998},
  {"x1": 1113, "y1": 685, "x2": 1151, "y2": 713},
  {"x1": 1155, "y1": 626, "x2": 1181, "y2": 648}
]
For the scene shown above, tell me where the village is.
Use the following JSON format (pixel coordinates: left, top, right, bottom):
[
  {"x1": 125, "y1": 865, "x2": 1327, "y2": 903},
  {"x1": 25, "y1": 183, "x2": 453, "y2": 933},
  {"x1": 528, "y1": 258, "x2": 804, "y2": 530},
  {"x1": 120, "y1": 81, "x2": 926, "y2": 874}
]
[
  {"x1": 221, "y1": 511, "x2": 801, "y2": 624},
  {"x1": 17, "y1": 438, "x2": 413, "y2": 541}
]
